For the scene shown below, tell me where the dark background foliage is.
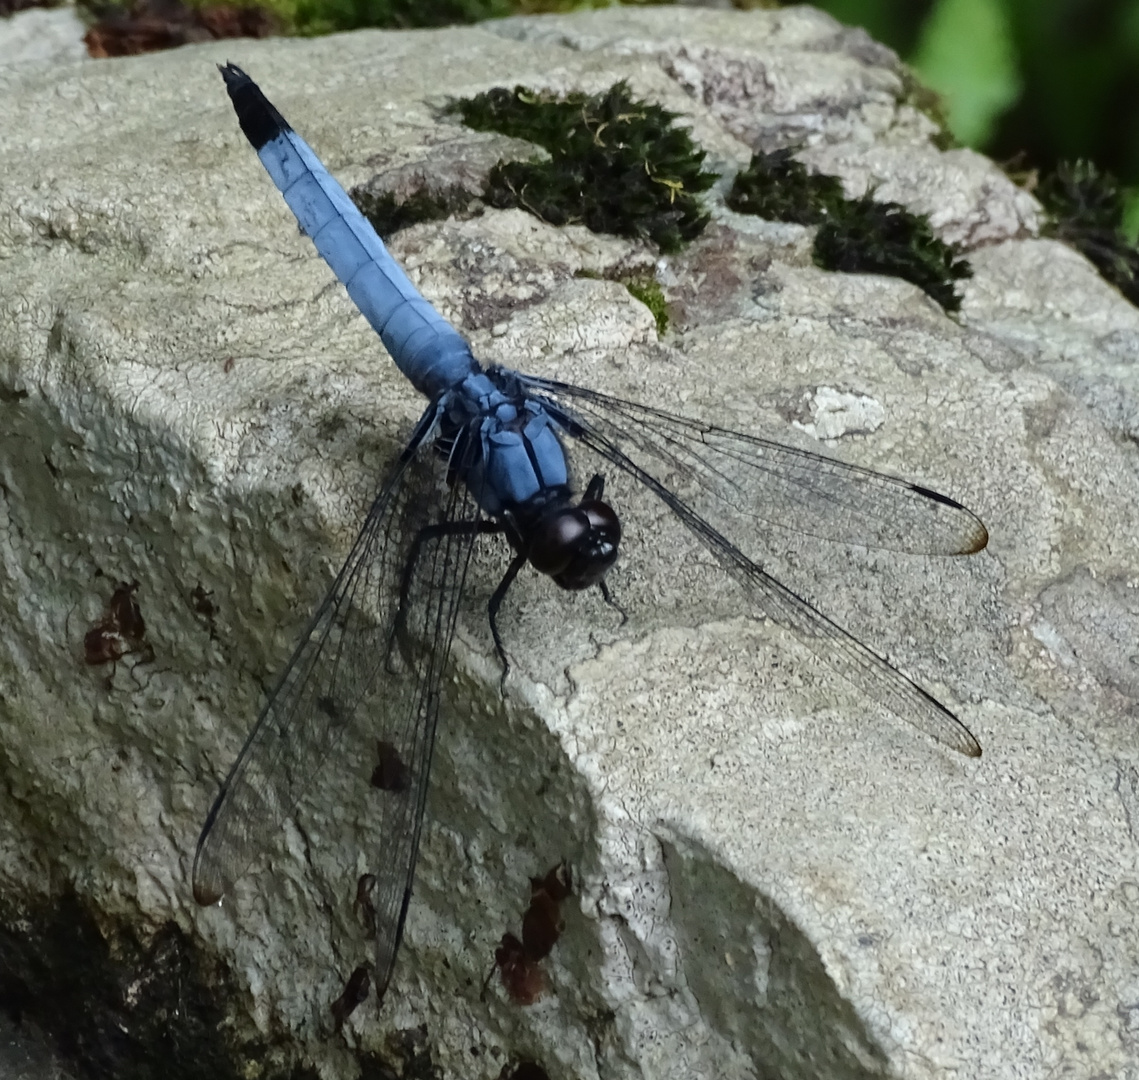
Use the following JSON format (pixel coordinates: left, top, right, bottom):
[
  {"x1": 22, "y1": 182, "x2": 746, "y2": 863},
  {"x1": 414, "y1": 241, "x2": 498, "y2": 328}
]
[{"x1": 817, "y1": 0, "x2": 1139, "y2": 232}]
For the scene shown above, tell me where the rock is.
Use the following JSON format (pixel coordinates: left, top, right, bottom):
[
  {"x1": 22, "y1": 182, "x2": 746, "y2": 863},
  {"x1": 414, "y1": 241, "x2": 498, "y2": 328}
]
[
  {"x1": 0, "y1": 6, "x2": 87, "y2": 69},
  {"x1": 1, "y1": 7, "x2": 1137, "y2": 1080}
]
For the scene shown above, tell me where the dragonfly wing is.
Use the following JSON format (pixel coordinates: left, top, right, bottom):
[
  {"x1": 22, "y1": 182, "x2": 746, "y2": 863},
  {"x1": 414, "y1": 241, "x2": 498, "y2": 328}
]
[
  {"x1": 193, "y1": 402, "x2": 488, "y2": 999},
  {"x1": 726, "y1": 544, "x2": 981, "y2": 756},
  {"x1": 356, "y1": 468, "x2": 488, "y2": 1002},
  {"x1": 511, "y1": 373, "x2": 987, "y2": 556},
  {"x1": 355, "y1": 464, "x2": 490, "y2": 1002},
  {"x1": 515, "y1": 375, "x2": 982, "y2": 757}
]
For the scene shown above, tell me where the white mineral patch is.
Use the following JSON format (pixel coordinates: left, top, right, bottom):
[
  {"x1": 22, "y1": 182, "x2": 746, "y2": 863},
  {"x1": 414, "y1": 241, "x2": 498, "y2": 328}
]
[{"x1": 792, "y1": 386, "x2": 886, "y2": 441}]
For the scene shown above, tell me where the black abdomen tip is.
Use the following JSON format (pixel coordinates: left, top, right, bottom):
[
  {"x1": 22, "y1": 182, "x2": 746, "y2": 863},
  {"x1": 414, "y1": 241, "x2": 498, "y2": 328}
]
[{"x1": 217, "y1": 61, "x2": 292, "y2": 151}]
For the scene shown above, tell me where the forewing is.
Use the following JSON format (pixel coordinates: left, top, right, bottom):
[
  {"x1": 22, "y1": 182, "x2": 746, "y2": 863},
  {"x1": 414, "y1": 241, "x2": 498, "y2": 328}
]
[
  {"x1": 512, "y1": 374, "x2": 987, "y2": 556},
  {"x1": 359, "y1": 462, "x2": 488, "y2": 1002},
  {"x1": 517, "y1": 376, "x2": 982, "y2": 757},
  {"x1": 193, "y1": 403, "x2": 486, "y2": 997}
]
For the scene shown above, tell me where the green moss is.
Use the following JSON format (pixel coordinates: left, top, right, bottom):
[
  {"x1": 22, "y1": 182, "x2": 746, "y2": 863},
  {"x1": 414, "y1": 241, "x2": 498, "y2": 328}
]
[
  {"x1": 1037, "y1": 159, "x2": 1139, "y2": 306},
  {"x1": 291, "y1": 0, "x2": 508, "y2": 35},
  {"x1": 899, "y1": 70, "x2": 958, "y2": 152},
  {"x1": 622, "y1": 275, "x2": 669, "y2": 335},
  {"x1": 728, "y1": 148, "x2": 970, "y2": 312},
  {"x1": 813, "y1": 193, "x2": 972, "y2": 312},
  {"x1": 726, "y1": 148, "x2": 845, "y2": 224},
  {"x1": 351, "y1": 184, "x2": 475, "y2": 238},
  {"x1": 575, "y1": 269, "x2": 669, "y2": 334},
  {"x1": 256, "y1": 0, "x2": 619, "y2": 35},
  {"x1": 446, "y1": 82, "x2": 715, "y2": 253}
]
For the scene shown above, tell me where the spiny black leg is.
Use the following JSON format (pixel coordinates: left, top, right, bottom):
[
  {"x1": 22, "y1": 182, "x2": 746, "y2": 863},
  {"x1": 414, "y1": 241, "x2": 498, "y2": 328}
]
[
  {"x1": 585, "y1": 473, "x2": 624, "y2": 625},
  {"x1": 488, "y1": 550, "x2": 527, "y2": 695},
  {"x1": 599, "y1": 579, "x2": 629, "y2": 628},
  {"x1": 391, "y1": 518, "x2": 501, "y2": 662}
]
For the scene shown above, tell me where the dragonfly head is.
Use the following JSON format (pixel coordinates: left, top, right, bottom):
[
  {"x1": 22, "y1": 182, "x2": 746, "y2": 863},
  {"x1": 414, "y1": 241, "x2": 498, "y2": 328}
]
[{"x1": 527, "y1": 497, "x2": 621, "y2": 590}]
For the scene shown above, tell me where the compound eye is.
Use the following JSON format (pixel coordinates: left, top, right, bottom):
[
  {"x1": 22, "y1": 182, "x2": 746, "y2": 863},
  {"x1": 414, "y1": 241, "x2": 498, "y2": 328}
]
[
  {"x1": 526, "y1": 499, "x2": 621, "y2": 590},
  {"x1": 579, "y1": 499, "x2": 620, "y2": 543},
  {"x1": 528, "y1": 508, "x2": 590, "y2": 577}
]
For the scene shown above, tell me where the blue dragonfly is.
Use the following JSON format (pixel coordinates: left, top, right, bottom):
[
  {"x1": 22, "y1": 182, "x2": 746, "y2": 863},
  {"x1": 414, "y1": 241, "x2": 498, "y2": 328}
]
[{"x1": 194, "y1": 64, "x2": 988, "y2": 1006}]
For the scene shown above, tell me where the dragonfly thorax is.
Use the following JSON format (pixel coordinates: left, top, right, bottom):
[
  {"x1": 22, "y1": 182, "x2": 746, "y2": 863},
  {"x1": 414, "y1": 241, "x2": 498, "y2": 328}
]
[{"x1": 441, "y1": 372, "x2": 623, "y2": 589}]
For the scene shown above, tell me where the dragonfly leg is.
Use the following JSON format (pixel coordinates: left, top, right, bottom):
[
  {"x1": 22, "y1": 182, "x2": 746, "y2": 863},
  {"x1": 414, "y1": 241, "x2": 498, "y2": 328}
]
[
  {"x1": 583, "y1": 472, "x2": 626, "y2": 625},
  {"x1": 488, "y1": 551, "x2": 527, "y2": 694},
  {"x1": 391, "y1": 518, "x2": 501, "y2": 663},
  {"x1": 599, "y1": 579, "x2": 629, "y2": 627}
]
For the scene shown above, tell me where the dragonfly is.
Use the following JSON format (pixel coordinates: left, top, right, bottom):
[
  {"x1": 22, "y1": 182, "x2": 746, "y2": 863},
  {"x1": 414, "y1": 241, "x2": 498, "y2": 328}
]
[{"x1": 194, "y1": 63, "x2": 989, "y2": 1007}]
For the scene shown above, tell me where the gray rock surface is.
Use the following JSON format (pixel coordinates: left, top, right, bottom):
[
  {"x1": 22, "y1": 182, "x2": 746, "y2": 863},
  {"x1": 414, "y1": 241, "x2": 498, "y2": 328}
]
[
  {"x1": 1, "y1": 7, "x2": 1137, "y2": 1080},
  {"x1": 0, "y1": 6, "x2": 87, "y2": 68}
]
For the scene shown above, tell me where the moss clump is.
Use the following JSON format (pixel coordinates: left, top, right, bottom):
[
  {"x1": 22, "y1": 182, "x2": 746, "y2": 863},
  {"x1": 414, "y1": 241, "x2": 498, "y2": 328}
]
[
  {"x1": 727, "y1": 149, "x2": 970, "y2": 311},
  {"x1": 291, "y1": 0, "x2": 510, "y2": 35},
  {"x1": 899, "y1": 71, "x2": 958, "y2": 152},
  {"x1": 447, "y1": 82, "x2": 715, "y2": 253},
  {"x1": 351, "y1": 184, "x2": 475, "y2": 238},
  {"x1": 622, "y1": 275, "x2": 669, "y2": 335},
  {"x1": 287, "y1": 0, "x2": 615, "y2": 35},
  {"x1": 1037, "y1": 159, "x2": 1139, "y2": 306},
  {"x1": 726, "y1": 148, "x2": 844, "y2": 225},
  {"x1": 813, "y1": 193, "x2": 972, "y2": 312},
  {"x1": 575, "y1": 269, "x2": 669, "y2": 335}
]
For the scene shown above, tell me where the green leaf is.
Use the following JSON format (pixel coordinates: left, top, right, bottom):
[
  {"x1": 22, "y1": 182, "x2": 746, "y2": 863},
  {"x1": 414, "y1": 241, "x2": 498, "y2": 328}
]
[
  {"x1": 911, "y1": 0, "x2": 1022, "y2": 146},
  {"x1": 1124, "y1": 190, "x2": 1139, "y2": 244}
]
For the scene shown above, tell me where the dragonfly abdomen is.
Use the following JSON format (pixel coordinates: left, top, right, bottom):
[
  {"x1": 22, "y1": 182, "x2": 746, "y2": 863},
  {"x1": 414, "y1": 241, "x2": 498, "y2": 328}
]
[{"x1": 218, "y1": 62, "x2": 476, "y2": 399}]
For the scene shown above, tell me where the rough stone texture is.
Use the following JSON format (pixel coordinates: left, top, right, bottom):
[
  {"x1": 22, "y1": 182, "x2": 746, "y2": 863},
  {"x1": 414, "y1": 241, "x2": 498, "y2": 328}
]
[
  {"x1": 0, "y1": 6, "x2": 87, "y2": 69},
  {"x1": 0, "y1": 7, "x2": 1137, "y2": 1080}
]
